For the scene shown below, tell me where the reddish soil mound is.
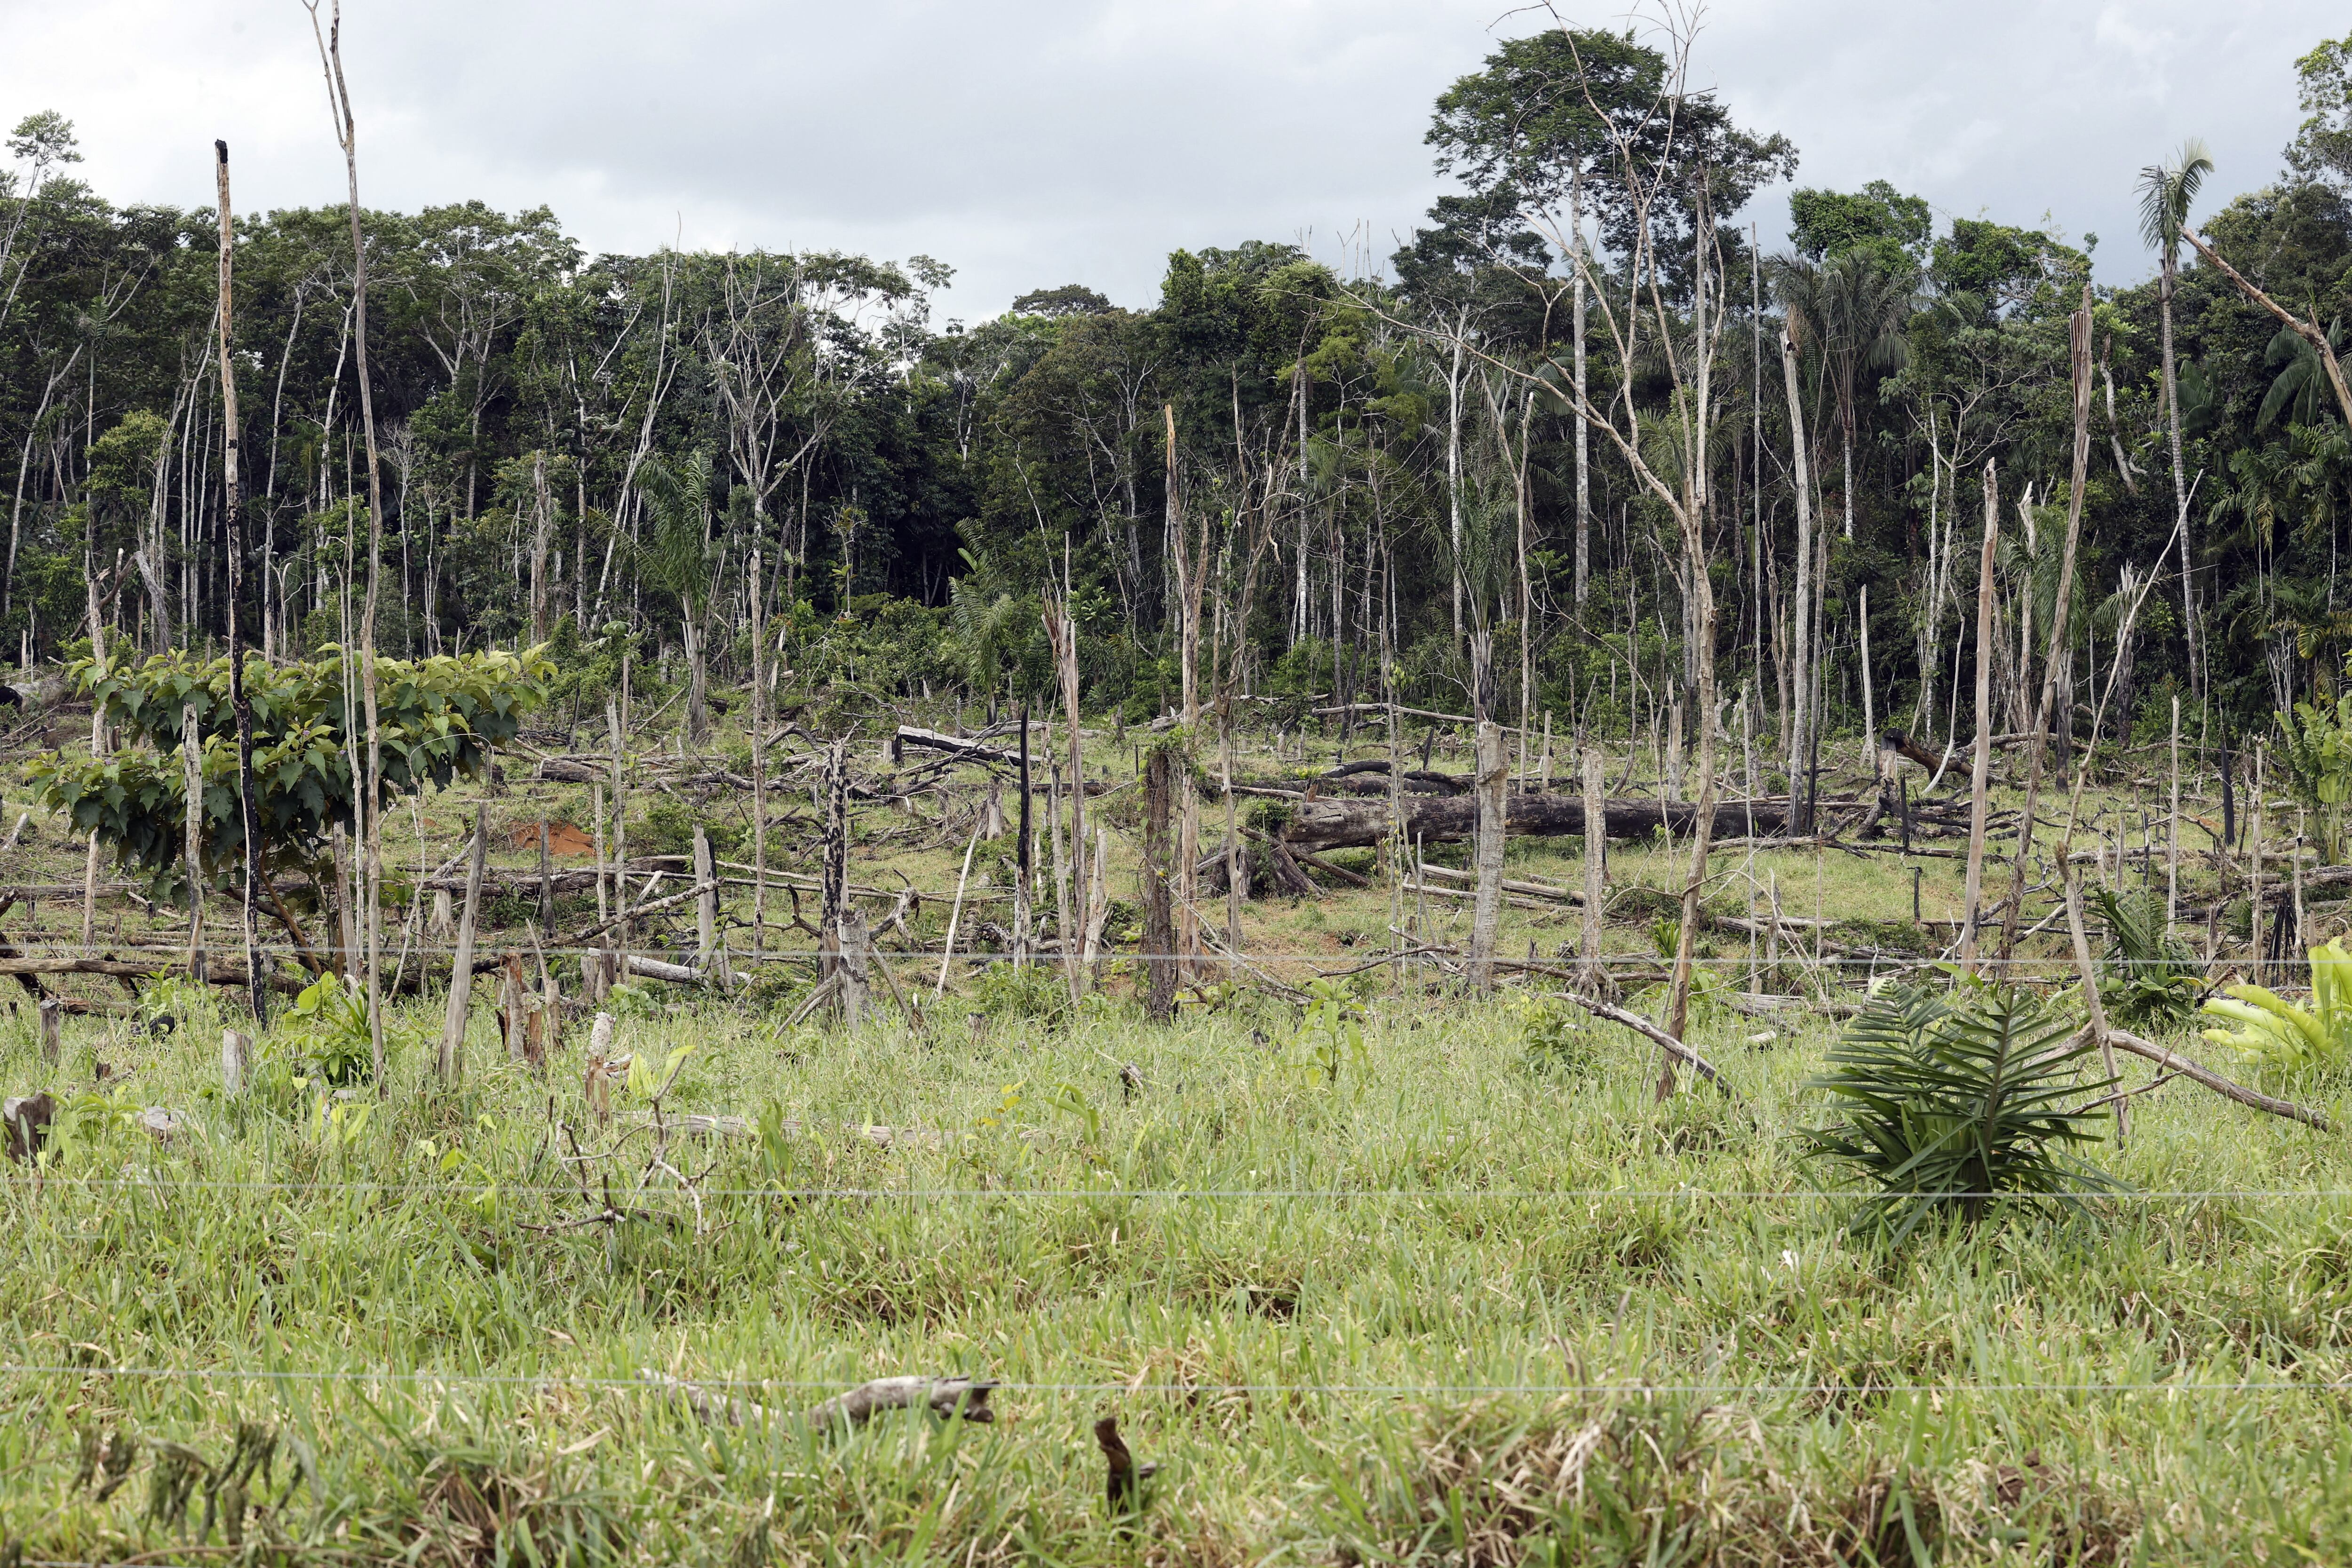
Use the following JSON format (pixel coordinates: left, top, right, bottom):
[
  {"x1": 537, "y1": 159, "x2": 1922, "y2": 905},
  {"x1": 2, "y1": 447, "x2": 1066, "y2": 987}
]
[{"x1": 503, "y1": 820, "x2": 596, "y2": 858}]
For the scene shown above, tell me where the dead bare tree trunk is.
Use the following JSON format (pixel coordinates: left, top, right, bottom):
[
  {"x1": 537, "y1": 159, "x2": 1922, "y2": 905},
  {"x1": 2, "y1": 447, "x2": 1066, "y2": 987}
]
[
  {"x1": 1013, "y1": 706, "x2": 1031, "y2": 966},
  {"x1": 820, "y1": 739, "x2": 848, "y2": 976},
  {"x1": 692, "y1": 824, "x2": 717, "y2": 964},
  {"x1": 2183, "y1": 226, "x2": 2352, "y2": 427},
  {"x1": 750, "y1": 550, "x2": 766, "y2": 961},
  {"x1": 1780, "y1": 317, "x2": 1818, "y2": 834},
  {"x1": 213, "y1": 141, "x2": 266, "y2": 1027},
  {"x1": 307, "y1": 0, "x2": 387, "y2": 1085},
  {"x1": 529, "y1": 449, "x2": 552, "y2": 645},
  {"x1": 1960, "y1": 461, "x2": 2000, "y2": 974},
  {"x1": 1141, "y1": 743, "x2": 1176, "y2": 1022},
  {"x1": 1468, "y1": 714, "x2": 1506, "y2": 992},
  {"x1": 1581, "y1": 744, "x2": 1606, "y2": 989},
  {"x1": 183, "y1": 701, "x2": 204, "y2": 983}
]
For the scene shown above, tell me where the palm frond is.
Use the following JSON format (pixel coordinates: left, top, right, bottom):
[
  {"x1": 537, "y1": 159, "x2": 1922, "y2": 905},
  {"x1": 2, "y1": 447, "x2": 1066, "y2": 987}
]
[{"x1": 1801, "y1": 981, "x2": 2120, "y2": 1242}]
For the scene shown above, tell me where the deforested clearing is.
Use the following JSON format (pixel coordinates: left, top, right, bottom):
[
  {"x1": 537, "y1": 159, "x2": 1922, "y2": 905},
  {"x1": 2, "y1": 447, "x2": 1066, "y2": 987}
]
[{"x1": 6, "y1": 2, "x2": 2352, "y2": 1562}]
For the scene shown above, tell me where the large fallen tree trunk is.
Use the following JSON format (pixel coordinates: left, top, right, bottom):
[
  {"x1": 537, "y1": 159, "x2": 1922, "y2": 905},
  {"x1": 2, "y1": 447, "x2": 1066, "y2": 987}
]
[
  {"x1": 1280, "y1": 792, "x2": 1793, "y2": 853},
  {"x1": 0, "y1": 954, "x2": 305, "y2": 994},
  {"x1": 894, "y1": 724, "x2": 1019, "y2": 768}
]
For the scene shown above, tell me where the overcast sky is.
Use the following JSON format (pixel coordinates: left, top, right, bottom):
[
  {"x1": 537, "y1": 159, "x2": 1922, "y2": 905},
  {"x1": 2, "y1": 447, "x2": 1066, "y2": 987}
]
[{"x1": 0, "y1": 0, "x2": 2340, "y2": 321}]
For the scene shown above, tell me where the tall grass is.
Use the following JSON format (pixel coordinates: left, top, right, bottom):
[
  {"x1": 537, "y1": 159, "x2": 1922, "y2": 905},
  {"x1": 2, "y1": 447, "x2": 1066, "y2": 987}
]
[{"x1": 4, "y1": 975, "x2": 2352, "y2": 1563}]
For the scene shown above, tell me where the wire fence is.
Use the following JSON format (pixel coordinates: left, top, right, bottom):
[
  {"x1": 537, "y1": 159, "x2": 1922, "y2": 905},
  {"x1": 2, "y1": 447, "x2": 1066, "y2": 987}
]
[
  {"x1": 0, "y1": 938, "x2": 2310, "y2": 969},
  {"x1": 1, "y1": 1363, "x2": 2347, "y2": 1400}
]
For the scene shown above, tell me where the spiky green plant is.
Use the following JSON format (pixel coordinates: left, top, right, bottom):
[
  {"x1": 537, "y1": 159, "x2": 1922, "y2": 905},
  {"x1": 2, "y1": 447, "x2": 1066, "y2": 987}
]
[
  {"x1": 2200, "y1": 936, "x2": 2352, "y2": 1074},
  {"x1": 2088, "y1": 885, "x2": 2201, "y2": 1028},
  {"x1": 1801, "y1": 980, "x2": 2120, "y2": 1240}
]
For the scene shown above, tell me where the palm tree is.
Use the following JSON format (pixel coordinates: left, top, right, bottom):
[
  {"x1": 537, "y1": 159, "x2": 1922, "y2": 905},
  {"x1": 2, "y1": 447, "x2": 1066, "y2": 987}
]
[
  {"x1": 2259, "y1": 318, "x2": 2350, "y2": 430},
  {"x1": 2138, "y1": 138, "x2": 2215, "y2": 697},
  {"x1": 636, "y1": 450, "x2": 723, "y2": 745},
  {"x1": 1816, "y1": 251, "x2": 1914, "y2": 541}
]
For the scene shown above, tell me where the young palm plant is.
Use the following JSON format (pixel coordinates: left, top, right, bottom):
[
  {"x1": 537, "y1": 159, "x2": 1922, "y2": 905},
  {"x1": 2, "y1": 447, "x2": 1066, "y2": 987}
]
[
  {"x1": 2088, "y1": 884, "x2": 2202, "y2": 1028},
  {"x1": 1801, "y1": 981, "x2": 2121, "y2": 1241}
]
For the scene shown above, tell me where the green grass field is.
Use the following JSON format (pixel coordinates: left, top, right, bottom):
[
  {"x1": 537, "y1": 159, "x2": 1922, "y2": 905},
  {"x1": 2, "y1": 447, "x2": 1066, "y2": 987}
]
[{"x1": 4, "y1": 720, "x2": 2347, "y2": 1564}]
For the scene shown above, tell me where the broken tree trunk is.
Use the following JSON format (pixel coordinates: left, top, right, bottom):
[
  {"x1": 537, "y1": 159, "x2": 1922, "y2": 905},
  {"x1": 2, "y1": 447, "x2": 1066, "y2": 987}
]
[
  {"x1": 1141, "y1": 743, "x2": 1176, "y2": 1022},
  {"x1": 437, "y1": 809, "x2": 487, "y2": 1082}
]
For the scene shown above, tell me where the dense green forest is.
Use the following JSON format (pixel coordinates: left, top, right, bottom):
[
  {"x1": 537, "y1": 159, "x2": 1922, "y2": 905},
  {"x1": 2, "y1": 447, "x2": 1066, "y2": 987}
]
[{"x1": 2, "y1": 24, "x2": 2349, "y2": 772}]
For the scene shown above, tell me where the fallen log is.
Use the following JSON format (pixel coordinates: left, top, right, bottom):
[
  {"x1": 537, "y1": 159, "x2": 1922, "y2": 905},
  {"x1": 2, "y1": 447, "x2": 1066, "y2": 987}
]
[
  {"x1": 1281, "y1": 792, "x2": 1793, "y2": 853},
  {"x1": 895, "y1": 724, "x2": 1019, "y2": 768},
  {"x1": 0, "y1": 954, "x2": 304, "y2": 995}
]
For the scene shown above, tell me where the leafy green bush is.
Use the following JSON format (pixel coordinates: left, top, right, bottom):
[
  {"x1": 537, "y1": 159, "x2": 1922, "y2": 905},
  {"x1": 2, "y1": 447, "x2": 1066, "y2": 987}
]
[
  {"x1": 1517, "y1": 997, "x2": 1598, "y2": 1076},
  {"x1": 2201, "y1": 937, "x2": 2352, "y2": 1074},
  {"x1": 1800, "y1": 980, "x2": 2120, "y2": 1240},
  {"x1": 34, "y1": 645, "x2": 551, "y2": 895},
  {"x1": 2277, "y1": 691, "x2": 2352, "y2": 862},
  {"x1": 282, "y1": 971, "x2": 379, "y2": 1086}
]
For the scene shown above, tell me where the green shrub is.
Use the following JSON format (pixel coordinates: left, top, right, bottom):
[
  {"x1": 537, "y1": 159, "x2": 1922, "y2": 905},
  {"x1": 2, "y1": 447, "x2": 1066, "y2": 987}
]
[
  {"x1": 281, "y1": 970, "x2": 379, "y2": 1086},
  {"x1": 1517, "y1": 997, "x2": 1599, "y2": 1076}
]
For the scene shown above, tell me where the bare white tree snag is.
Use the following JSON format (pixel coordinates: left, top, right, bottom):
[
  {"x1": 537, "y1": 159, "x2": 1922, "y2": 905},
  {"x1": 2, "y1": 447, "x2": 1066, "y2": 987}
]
[
  {"x1": 2181, "y1": 225, "x2": 2352, "y2": 427},
  {"x1": 936, "y1": 819, "x2": 984, "y2": 999},
  {"x1": 306, "y1": 0, "x2": 388, "y2": 1086},
  {"x1": 437, "y1": 809, "x2": 487, "y2": 1082},
  {"x1": 210, "y1": 142, "x2": 267, "y2": 1026},
  {"x1": 1083, "y1": 825, "x2": 1111, "y2": 976},
  {"x1": 692, "y1": 824, "x2": 717, "y2": 964},
  {"x1": 182, "y1": 701, "x2": 204, "y2": 983},
  {"x1": 1960, "y1": 461, "x2": 2000, "y2": 975},
  {"x1": 1468, "y1": 716, "x2": 1506, "y2": 993},
  {"x1": 838, "y1": 905, "x2": 873, "y2": 1025},
  {"x1": 2168, "y1": 693, "x2": 2181, "y2": 934},
  {"x1": 607, "y1": 697, "x2": 628, "y2": 979},
  {"x1": 1780, "y1": 313, "x2": 1818, "y2": 832},
  {"x1": 1581, "y1": 746, "x2": 1606, "y2": 989},
  {"x1": 749, "y1": 550, "x2": 766, "y2": 962}
]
